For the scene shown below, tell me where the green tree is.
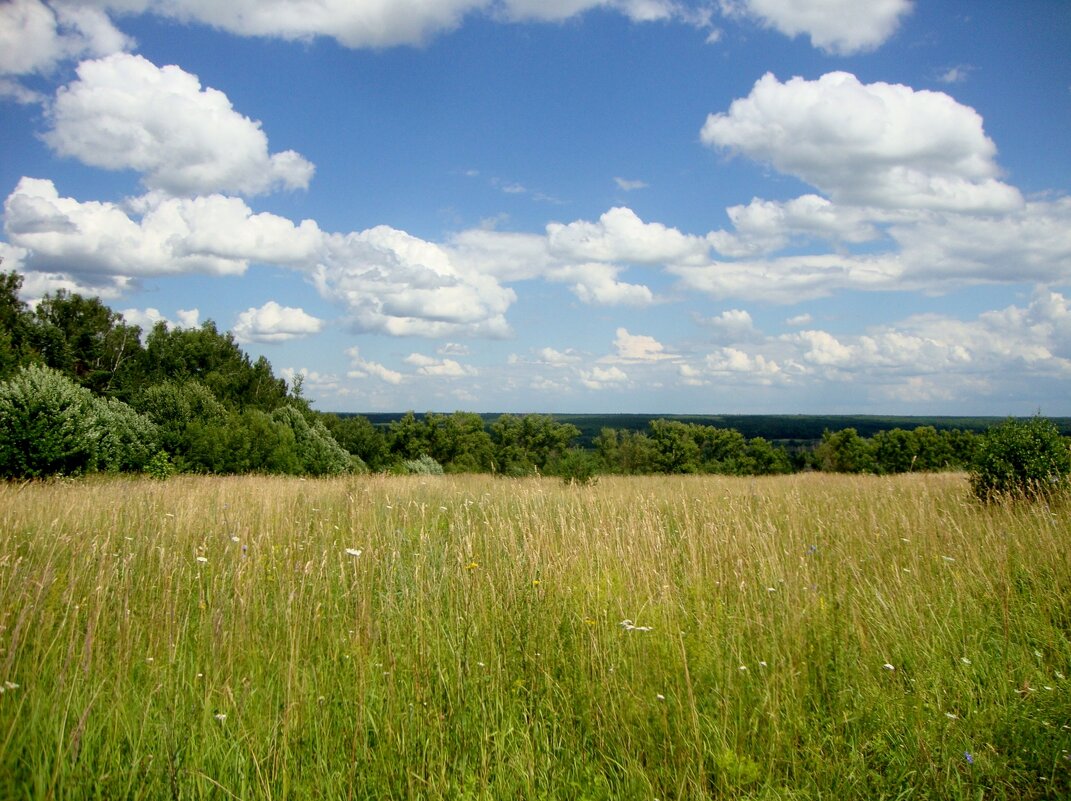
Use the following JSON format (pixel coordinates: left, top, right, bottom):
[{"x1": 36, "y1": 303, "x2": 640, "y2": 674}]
[
  {"x1": 31, "y1": 290, "x2": 145, "y2": 398},
  {"x1": 648, "y1": 419, "x2": 702, "y2": 474},
  {"x1": 321, "y1": 413, "x2": 388, "y2": 471},
  {"x1": 815, "y1": 428, "x2": 877, "y2": 473},
  {"x1": 969, "y1": 415, "x2": 1071, "y2": 501},
  {"x1": 0, "y1": 270, "x2": 37, "y2": 380},
  {"x1": 490, "y1": 414, "x2": 580, "y2": 475},
  {"x1": 143, "y1": 321, "x2": 290, "y2": 411}
]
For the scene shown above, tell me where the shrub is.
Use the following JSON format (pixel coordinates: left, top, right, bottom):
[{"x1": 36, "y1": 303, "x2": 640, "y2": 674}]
[
  {"x1": 969, "y1": 415, "x2": 1071, "y2": 502},
  {"x1": 401, "y1": 454, "x2": 444, "y2": 475},
  {"x1": 0, "y1": 364, "x2": 158, "y2": 478},
  {"x1": 271, "y1": 405, "x2": 352, "y2": 476}
]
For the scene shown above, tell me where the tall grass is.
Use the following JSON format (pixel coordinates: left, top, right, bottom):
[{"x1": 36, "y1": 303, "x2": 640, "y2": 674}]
[{"x1": 0, "y1": 473, "x2": 1068, "y2": 799}]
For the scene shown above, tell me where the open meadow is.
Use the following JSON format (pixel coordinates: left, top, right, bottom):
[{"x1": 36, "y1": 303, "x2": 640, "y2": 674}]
[{"x1": 1, "y1": 473, "x2": 1069, "y2": 800}]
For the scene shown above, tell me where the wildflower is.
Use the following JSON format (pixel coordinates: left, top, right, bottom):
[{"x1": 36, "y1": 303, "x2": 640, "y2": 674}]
[
  {"x1": 584, "y1": 618, "x2": 596, "y2": 627},
  {"x1": 345, "y1": 548, "x2": 362, "y2": 558},
  {"x1": 759, "y1": 661, "x2": 768, "y2": 668},
  {"x1": 883, "y1": 663, "x2": 895, "y2": 671},
  {"x1": 532, "y1": 579, "x2": 541, "y2": 586},
  {"x1": 231, "y1": 536, "x2": 240, "y2": 543},
  {"x1": 196, "y1": 556, "x2": 208, "y2": 563},
  {"x1": 656, "y1": 694, "x2": 665, "y2": 701},
  {"x1": 619, "y1": 619, "x2": 652, "y2": 632},
  {"x1": 945, "y1": 712, "x2": 958, "y2": 720},
  {"x1": 960, "y1": 657, "x2": 972, "y2": 665},
  {"x1": 739, "y1": 665, "x2": 747, "y2": 672},
  {"x1": 214, "y1": 713, "x2": 227, "y2": 722},
  {"x1": 964, "y1": 752, "x2": 974, "y2": 765},
  {"x1": 0, "y1": 682, "x2": 18, "y2": 693},
  {"x1": 466, "y1": 561, "x2": 479, "y2": 570},
  {"x1": 942, "y1": 556, "x2": 955, "y2": 562}
]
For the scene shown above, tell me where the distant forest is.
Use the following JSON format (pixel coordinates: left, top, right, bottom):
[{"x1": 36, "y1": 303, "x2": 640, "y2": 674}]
[{"x1": 2, "y1": 270, "x2": 1067, "y2": 480}]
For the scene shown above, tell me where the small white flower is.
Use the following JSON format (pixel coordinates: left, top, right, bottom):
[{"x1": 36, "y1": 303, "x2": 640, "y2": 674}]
[
  {"x1": 960, "y1": 657, "x2": 972, "y2": 665},
  {"x1": 214, "y1": 713, "x2": 227, "y2": 722},
  {"x1": 656, "y1": 694, "x2": 665, "y2": 701},
  {"x1": 1056, "y1": 671, "x2": 1065, "y2": 680},
  {"x1": 945, "y1": 712, "x2": 958, "y2": 720},
  {"x1": 345, "y1": 548, "x2": 362, "y2": 558},
  {"x1": 231, "y1": 536, "x2": 240, "y2": 543},
  {"x1": 1034, "y1": 650, "x2": 1043, "y2": 659},
  {"x1": 196, "y1": 556, "x2": 208, "y2": 563},
  {"x1": 766, "y1": 587, "x2": 776, "y2": 592},
  {"x1": 759, "y1": 661, "x2": 768, "y2": 668},
  {"x1": 738, "y1": 665, "x2": 747, "y2": 672},
  {"x1": 883, "y1": 663, "x2": 896, "y2": 671},
  {"x1": 942, "y1": 556, "x2": 955, "y2": 562}
]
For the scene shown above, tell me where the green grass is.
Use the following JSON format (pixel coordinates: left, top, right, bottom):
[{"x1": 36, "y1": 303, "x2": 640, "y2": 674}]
[{"x1": 1, "y1": 473, "x2": 1069, "y2": 799}]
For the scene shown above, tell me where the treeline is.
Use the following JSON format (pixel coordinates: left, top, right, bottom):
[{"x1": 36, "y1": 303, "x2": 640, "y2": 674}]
[{"x1": 0, "y1": 270, "x2": 1035, "y2": 481}]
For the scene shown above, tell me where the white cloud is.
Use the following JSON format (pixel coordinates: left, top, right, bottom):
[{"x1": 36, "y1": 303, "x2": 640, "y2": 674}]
[
  {"x1": 704, "y1": 347, "x2": 783, "y2": 382},
  {"x1": 233, "y1": 301, "x2": 323, "y2": 343},
  {"x1": 405, "y1": 352, "x2": 478, "y2": 377},
  {"x1": 710, "y1": 194, "x2": 878, "y2": 257},
  {"x1": 723, "y1": 0, "x2": 913, "y2": 55},
  {"x1": 614, "y1": 177, "x2": 648, "y2": 191},
  {"x1": 536, "y1": 347, "x2": 582, "y2": 366},
  {"x1": 551, "y1": 263, "x2": 655, "y2": 307},
  {"x1": 580, "y1": 365, "x2": 628, "y2": 389},
  {"x1": 4, "y1": 178, "x2": 322, "y2": 279},
  {"x1": 701, "y1": 72, "x2": 1021, "y2": 213},
  {"x1": 701, "y1": 308, "x2": 760, "y2": 342},
  {"x1": 611, "y1": 327, "x2": 673, "y2": 361},
  {"x1": 44, "y1": 53, "x2": 315, "y2": 197},
  {"x1": 547, "y1": 206, "x2": 709, "y2": 265},
  {"x1": 0, "y1": 0, "x2": 131, "y2": 76},
  {"x1": 315, "y1": 225, "x2": 515, "y2": 338},
  {"x1": 785, "y1": 312, "x2": 812, "y2": 326},
  {"x1": 345, "y1": 347, "x2": 404, "y2": 385}
]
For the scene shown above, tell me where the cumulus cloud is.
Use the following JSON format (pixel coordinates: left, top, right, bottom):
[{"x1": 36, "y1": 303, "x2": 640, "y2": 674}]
[
  {"x1": 120, "y1": 306, "x2": 198, "y2": 332},
  {"x1": 536, "y1": 347, "x2": 582, "y2": 366},
  {"x1": 345, "y1": 347, "x2": 404, "y2": 384},
  {"x1": 233, "y1": 301, "x2": 323, "y2": 343},
  {"x1": 547, "y1": 206, "x2": 709, "y2": 265},
  {"x1": 4, "y1": 178, "x2": 322, "y2": 279},
  {"x1": 722, "y1": 0, "x2": 913, "y2": 55},
  {"x1": 315, "y1": 226, "x2": 515, "y2": 338},
  {"x1": 44, "y1": 53, "x2": 315, "y2": 197},
  {"x1": 580, "y1": 365, "x2": 628, "y2": 389},
  {"x1": 611, "y1": 328, "x2": 673, "y2": 361},
  {"x1": 405, "y1": 352, "x2": 478, "y2": 377},
  {"x1": 701, "y1": 72, "x2": 1021, "y2": 213},
  {"x1": 701, "y1": 308, "x2": 760, "y2": 342},
  {"x1": 0, "y1": 0, "x2": 131, "y2": 77}
]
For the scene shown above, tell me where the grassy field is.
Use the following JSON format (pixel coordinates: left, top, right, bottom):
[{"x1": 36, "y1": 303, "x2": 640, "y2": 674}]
[{"x1": 0, "y1": 473, "x2": 1068, "y2": 800}]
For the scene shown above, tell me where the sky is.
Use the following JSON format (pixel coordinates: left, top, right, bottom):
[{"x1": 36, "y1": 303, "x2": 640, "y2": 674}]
[{"x1": 2, "y1": 1, "x2": 1071, "y2": 416}]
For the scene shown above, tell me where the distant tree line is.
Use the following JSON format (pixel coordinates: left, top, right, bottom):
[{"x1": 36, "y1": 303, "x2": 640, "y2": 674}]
[{"x1": 0, "y1": 270, "x2": 1065, "y2": 488}]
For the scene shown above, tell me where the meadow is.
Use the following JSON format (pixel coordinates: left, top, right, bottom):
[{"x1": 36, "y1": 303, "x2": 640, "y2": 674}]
[{"x1": 0, "y1": 473, "x2": 1068, "y2": 800}]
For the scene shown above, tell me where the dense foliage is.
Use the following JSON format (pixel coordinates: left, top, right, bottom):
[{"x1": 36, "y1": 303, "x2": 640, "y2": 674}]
[
  {"x1": 969, "y1": 415, "x2": 1071, "y2": 501},
  {"x1": 1, "y1": 269, "x2": 1067, "y2": 489}
]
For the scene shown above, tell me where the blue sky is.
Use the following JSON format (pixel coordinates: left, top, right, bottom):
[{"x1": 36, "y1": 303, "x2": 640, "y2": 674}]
[{"x1": 2, "y1": 1, "x2": 1070, "y2": 415}]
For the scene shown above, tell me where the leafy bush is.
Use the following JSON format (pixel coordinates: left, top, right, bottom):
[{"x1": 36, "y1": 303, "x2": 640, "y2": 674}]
[
  {"x1": 969, "y1": 415, "x2": 1071, "y2": 501},
  {"x1": 271, "y1": 405, "x2": 352, "y2": 476},
  {"x1": 0, "y1": 364, "x2": 158, "y2": 478},
  {"x1": 401, "y1": 454, "x2": 444, "y2": 475}
]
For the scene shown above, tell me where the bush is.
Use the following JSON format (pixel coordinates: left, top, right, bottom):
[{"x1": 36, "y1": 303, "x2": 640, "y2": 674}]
[
  {"x1": 401, "y1": 454, "x2": 444, "y2": 475},
  {"x1": 271, "y1": 405, "x2": 352, "y2": 476},
  {"x1": 0, "y1": 364, "x2": 158, "y2": 478},
  {"x1": 969, "y1": 415, "x2": 1071, "y2": 502}
]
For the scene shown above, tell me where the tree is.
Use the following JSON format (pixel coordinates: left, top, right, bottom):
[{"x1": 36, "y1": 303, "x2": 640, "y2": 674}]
[
  {"x1": 0, "y1": 270, "x2": 36, "y2": 380},
  {"x1": 490, "y1": 414, "x2": 580, "y2": 475},
  {"x1": 321, "y1": 413, "x2": 389, "y2": 471},
  {"x1": 815, "y1": 428, "x2": 876, "y2": 473},
  {"x1": 969, "y1": 416, "x2": 1071, "y2": 501},
  {"x1": 31, "y1": 290, "x2": 145, "y2": 398},
  {"x1": 271, "y1": 406, "x2": 352, "y2": 476},
  {"x1": 143, "y1": 321, "x2": 290, "y2": 411}
]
